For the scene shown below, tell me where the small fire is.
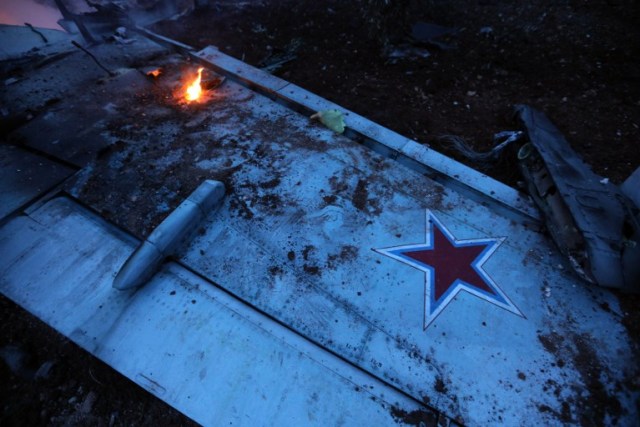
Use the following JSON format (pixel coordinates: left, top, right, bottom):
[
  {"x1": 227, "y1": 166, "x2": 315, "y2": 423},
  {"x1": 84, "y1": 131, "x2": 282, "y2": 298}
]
[
  {"x1": 185, "y1": 67, "x2": 204, "y2": 102},
  {"x1": 146, "y1": 68, "x2": 161, "y2": 78}
]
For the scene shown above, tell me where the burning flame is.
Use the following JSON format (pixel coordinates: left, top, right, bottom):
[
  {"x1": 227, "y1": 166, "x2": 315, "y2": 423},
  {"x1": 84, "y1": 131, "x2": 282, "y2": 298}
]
[
  {"x1": 146, "y1": 68, "x2": 161, "y2": 78},
  {"x1": 185, "y1": 67, "x2": 204, "y2": 102}
]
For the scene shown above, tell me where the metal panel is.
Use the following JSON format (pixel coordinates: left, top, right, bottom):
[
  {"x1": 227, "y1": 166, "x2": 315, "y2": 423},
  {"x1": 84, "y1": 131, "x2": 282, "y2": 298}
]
[
  {"x1": 9, "y1": 69, "x2": 153, "y2": 166},
  {"x1": 1, "y1": 31, "x2": 636, "y2": 426},
  {"x1": 182, "y1": 155, "x2": 634, "y2": 424},
  {"x1": 0, "y1": 144, "x2": 74, "y2": 221},
  {"x1": 144, "y1": 78, "x2": 634, "y2": 426},
  {"x1": 193, "y1": 45, "x2": 540, "y2": 223},
  {"x1": 0, "y1": 196, "x2": 431, "y2": 426}
]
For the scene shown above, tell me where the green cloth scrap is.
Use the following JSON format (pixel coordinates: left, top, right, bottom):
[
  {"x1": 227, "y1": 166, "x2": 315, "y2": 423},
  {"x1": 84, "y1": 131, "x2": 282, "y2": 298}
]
[{"x1": 311, "y1": 110, "x2": 345, "y2": 134}]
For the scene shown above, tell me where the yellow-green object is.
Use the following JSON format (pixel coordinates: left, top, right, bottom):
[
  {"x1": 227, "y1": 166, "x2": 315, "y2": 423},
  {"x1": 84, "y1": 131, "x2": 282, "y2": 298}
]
[{"x1": 311, "y1": 110, "x2": 345, "y2": 134}]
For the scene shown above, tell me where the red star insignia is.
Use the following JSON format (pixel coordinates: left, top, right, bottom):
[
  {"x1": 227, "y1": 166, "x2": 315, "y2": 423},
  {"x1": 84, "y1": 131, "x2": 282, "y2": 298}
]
[{"x1": 375, "y1": 210, "x2": 524, "y2": 329}]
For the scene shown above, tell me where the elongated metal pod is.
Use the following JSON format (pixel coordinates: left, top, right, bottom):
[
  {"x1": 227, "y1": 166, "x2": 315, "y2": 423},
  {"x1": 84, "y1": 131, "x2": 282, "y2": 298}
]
[{"x1": 113, "y1": 180, "x2": 225, "y2": 290}]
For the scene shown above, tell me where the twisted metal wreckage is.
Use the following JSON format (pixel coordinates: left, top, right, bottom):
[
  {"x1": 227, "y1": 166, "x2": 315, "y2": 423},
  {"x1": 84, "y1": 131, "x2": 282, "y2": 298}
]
[{"x1": 1, "y1": 2, "x2": 638, "y2": 426}]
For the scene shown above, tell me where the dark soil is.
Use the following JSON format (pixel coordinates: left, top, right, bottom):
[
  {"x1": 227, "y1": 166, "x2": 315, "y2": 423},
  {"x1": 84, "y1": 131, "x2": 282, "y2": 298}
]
[{"x1": 2, "y1": 0, "x2": 639, "y2": 426}]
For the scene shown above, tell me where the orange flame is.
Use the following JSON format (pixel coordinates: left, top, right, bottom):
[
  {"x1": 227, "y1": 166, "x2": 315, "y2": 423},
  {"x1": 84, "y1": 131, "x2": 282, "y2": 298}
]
[
  {"x1": 146, "y1": 68, "x2": 161, "y2": 78},
  {"x1": 185, "y1": 67, "x2": 204, "y2": 102}
]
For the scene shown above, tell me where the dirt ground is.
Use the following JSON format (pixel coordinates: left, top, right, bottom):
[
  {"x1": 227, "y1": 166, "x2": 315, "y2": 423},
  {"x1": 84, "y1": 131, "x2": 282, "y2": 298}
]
[{"x1": 2, "y1": 0, "x2": 639, "y2": 426}]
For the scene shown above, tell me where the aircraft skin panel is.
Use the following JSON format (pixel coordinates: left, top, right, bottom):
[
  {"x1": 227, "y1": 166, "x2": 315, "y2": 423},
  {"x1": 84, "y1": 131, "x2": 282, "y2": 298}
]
[
  {"x1": 0, "y1": 145, "x2": 75, "y2": 221},
  {"x1": 1, "y1": 33, "x2": 636, "y2": 426},
  {"x1": 182, "y1": 203, "x2": 631, "y2": 424},
  {"x1": 152, "y1": 78, "x2": 535, "y2": 255},
  {"x1": 151, "y1": 78, "x2": 633, "y2": 424},
  {"x1": 196, "y1": 46, "x2": 540, "y2": 221},
  {"x1": 0, "y1": 197, "x2": 428, "y2": 427}
]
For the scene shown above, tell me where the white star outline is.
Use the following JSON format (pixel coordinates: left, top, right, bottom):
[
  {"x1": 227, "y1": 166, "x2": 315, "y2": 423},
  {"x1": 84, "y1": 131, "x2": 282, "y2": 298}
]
[{"x1": 374, "y1": 210, "x2": 524, "y2": 329}]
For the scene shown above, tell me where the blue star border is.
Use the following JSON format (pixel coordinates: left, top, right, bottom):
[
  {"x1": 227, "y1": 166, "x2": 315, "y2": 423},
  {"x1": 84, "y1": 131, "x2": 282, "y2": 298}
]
[{"x1": 374, "y1": 210, "x2": 524, "y2": 329}]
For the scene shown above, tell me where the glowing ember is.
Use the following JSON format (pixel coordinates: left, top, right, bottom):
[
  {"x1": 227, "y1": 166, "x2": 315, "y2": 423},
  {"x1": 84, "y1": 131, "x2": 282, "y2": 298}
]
[
  {"x1": 146, "y1": 68, "x2": 161, "y2": 78},
  {"x1": 185, "y1": 67, "x2": 204, "y2": 102}
]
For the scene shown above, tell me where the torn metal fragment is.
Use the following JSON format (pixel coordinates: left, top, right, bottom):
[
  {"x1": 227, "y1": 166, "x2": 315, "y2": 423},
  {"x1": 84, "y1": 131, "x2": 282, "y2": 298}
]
[{"x1": 515, "y1": 104, "x2": 640, "y2": 292}]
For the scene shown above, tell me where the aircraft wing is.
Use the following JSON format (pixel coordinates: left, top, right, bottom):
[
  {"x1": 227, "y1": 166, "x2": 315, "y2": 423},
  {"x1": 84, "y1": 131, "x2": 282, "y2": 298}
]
[{"x1": 0, "y1": 27, "x2": 637, "y2": 426}]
